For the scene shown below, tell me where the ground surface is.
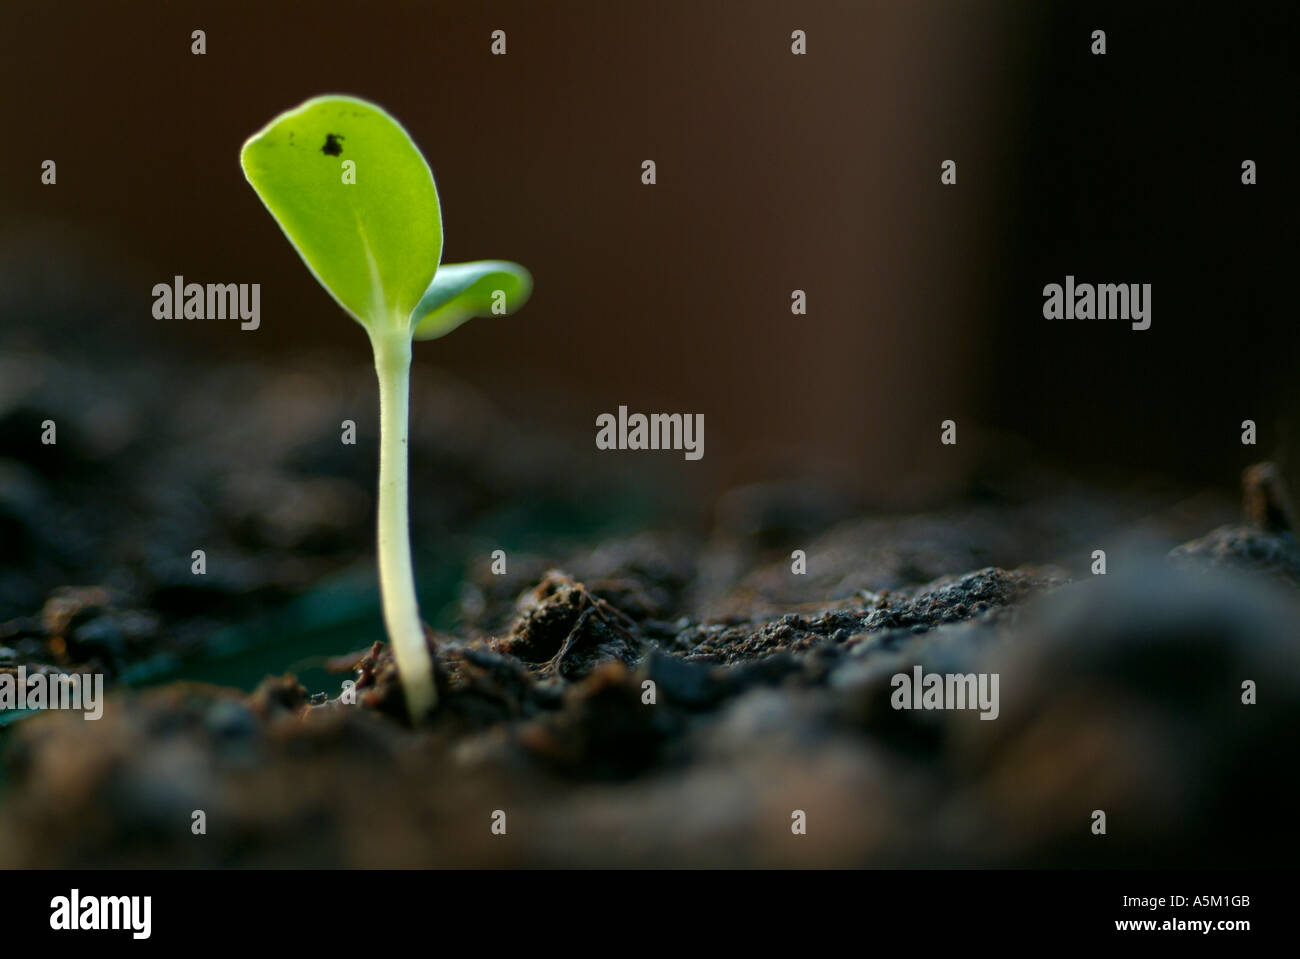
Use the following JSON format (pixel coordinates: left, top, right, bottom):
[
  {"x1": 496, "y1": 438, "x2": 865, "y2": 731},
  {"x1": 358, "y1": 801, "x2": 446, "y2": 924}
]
[{"x1": 1, "y1": 326, "x2": 1298, "y2": 866}]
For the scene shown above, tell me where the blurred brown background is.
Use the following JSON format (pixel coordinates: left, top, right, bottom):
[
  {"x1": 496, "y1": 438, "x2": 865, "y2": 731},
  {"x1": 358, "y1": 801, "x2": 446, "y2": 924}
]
[{"x1": 2, "y1": 0, "x2": 1296, "y2": 502}]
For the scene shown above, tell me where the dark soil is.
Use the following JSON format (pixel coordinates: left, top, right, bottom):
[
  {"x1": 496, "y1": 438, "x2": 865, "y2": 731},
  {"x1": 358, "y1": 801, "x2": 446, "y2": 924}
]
[{"x1": 1, "y1": 305, "x2": 1297, "y2": 866}]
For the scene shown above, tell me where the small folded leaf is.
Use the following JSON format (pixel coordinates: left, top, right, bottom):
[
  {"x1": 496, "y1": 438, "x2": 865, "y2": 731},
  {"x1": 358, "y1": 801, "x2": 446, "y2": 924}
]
[
  {"x1": 240, "y1": 95, "x2": 442, "y2": 330},
  {"x1": 412, "y1": 260, "x2": 533, "y2": 341}
]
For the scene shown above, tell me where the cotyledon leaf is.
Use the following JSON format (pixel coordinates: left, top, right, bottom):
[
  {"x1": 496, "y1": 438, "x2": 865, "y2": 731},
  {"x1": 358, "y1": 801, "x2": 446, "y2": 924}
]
[
  {"x1": 412, "y1": 260, "x2": 533, "y2": 341},
  {"x1": 240, "y1": 95, "x2": 443, "y2": 330}
]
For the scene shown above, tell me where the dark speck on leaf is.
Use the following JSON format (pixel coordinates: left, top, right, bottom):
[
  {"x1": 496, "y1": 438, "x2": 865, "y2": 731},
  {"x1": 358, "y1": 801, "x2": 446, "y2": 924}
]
[{"x1": 322, "y1": 133, "x2": 345, "y2": 156}]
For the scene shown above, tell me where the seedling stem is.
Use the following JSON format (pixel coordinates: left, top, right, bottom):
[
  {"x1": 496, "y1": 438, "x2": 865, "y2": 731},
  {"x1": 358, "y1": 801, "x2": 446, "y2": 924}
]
[{"x1": 371, "y1": 328, "x2": 436, "y2": 718}]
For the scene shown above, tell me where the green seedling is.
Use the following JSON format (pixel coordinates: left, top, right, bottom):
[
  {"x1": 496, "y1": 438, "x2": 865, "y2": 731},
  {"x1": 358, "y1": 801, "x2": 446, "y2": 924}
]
[{"x1": 240, "y1": 95, "x2": 531, "y2": 720}]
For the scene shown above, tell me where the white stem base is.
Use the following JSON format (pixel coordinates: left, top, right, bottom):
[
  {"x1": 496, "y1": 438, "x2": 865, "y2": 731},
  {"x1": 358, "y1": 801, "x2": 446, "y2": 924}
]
[{"x1": 372, "y1": 330, "x2": 436, "y2": 720}]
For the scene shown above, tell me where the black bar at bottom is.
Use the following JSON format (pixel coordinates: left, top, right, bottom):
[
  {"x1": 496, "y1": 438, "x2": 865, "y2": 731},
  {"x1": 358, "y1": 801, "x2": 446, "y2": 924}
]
[{"x1": 0, "y1": 868, "x2": 1283, "y2": 946}]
